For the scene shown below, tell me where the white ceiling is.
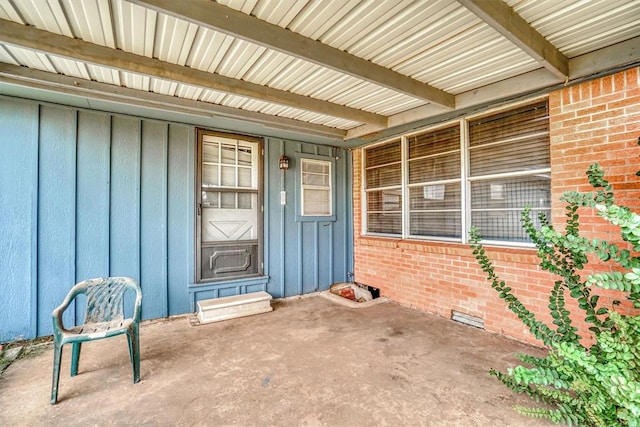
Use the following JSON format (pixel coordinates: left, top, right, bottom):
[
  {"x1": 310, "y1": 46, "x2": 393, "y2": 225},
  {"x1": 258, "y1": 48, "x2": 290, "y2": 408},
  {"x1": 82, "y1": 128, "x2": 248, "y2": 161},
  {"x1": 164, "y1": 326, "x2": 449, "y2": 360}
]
[{"x1": 0, "y1": 0, "x2": 638, "y2": 145}]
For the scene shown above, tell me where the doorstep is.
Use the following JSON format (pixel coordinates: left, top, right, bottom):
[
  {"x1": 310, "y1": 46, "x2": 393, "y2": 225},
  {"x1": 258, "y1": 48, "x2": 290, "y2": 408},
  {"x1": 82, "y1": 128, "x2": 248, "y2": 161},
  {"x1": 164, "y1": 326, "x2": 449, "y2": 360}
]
[{"x1": 196, "y1": 291, "x2": 273, "y2": 324}]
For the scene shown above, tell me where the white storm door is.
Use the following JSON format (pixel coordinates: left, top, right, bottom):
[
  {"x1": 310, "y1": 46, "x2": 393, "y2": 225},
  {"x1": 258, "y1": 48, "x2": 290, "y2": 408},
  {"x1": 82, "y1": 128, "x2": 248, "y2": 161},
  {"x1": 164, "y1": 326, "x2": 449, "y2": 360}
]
[{"x1": 198, "y1": 132, "x2": 262, "y2": 281}]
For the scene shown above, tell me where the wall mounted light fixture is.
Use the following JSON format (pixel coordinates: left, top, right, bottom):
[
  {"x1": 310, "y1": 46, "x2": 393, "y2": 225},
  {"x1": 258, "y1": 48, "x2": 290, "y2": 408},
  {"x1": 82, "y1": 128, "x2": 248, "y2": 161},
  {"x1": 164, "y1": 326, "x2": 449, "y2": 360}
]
[{"x1": 279, "y1": 155, "x2": 289, "y2": 170}]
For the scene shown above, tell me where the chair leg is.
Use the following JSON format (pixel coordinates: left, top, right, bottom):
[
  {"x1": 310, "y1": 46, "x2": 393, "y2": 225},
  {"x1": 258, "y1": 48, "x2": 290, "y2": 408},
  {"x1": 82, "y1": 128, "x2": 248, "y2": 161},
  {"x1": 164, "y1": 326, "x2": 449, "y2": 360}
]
[
  {"x1": 127, "y1": 325, "x2": 140, "y2": 383},
  {"x1": 70, "y1": 342, "x2": 82, "y2": 377},
  {"x1": 50, "y1": 340, "x2": 63, "y2": 404}
]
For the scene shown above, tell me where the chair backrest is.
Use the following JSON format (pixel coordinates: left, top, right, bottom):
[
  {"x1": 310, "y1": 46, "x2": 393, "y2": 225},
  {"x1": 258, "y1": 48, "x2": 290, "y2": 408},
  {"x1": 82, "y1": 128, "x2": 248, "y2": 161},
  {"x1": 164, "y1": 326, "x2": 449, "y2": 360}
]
[{"x1": 80, "y1": 277, "x2": 141, "y2": 324}]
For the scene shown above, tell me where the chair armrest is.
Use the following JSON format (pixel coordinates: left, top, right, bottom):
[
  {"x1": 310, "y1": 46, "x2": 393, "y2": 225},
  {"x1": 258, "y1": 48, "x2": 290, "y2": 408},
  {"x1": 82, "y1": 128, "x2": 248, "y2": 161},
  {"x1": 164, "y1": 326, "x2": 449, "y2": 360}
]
[
  {"x1": 51, "y1": 285, "x2": 85, "y2": 332},
  {"x1": 132, "y1": 282, "x2": 143, "y2": 322}
]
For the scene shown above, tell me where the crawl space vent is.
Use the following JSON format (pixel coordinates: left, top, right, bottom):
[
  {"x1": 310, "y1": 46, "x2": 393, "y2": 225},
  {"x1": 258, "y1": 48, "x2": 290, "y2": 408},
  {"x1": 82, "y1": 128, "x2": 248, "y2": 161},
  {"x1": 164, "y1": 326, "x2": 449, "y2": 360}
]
[{"x1": 451, "y1": 310, "x2": 484, "y2": 329}]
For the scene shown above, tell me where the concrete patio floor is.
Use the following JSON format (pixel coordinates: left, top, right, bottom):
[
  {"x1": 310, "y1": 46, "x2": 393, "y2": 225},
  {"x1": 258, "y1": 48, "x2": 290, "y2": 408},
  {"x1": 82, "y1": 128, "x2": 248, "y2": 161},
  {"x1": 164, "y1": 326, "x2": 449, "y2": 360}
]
[{"x1": 0, "y1": 295, "x2": 553, "y2": 426}]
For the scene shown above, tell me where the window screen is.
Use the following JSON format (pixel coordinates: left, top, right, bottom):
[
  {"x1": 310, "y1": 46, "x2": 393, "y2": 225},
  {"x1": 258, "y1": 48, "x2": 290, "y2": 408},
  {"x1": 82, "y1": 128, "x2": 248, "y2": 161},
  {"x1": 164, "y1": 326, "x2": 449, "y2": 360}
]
[
  {"x1": 361, "y1": 100, "x2": 550, "y2": 244},
  {"x1": 364, "y1": 140, "x2": 402, "y2": 235},
  {"x1": 468, "y1": 101, "x2": 550, "y2": 242},
  {"x1": 301, "y1": 159, "x2": 332, "y2": 216},
  {"x1": 407, "y1": 125, "x2": 461, "y2": 239}
]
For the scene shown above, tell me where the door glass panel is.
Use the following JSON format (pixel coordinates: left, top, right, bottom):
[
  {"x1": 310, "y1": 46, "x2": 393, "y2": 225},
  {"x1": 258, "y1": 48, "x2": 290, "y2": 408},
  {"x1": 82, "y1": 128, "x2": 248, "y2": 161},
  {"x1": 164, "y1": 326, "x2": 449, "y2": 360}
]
[
  {"x1": 203, "y1": 142, "x2": 219, "y2": 163},
  {"x1": 238, "y1": 193, "x2": 254, "y2": 209},
  {"x1": 221, "y1": 166, "x2": 235, "y2": 186},
  {"x1": 202, "y1": 164, "x2": 218, "y2": 187},
  {"x1": 238, "y1": 145, "x2": 252, "y2": 166},
  {"x1": 238, "y1": 168, "x2": 252, "y2": 187},
  {"x1": 221, "y1": 193, "x2": 235, "y2": 209},
  {"x1": 221, "y1": 143, "x2": 236, "y2": 164},
  {"x1": 202, "y1": 191, "x2": 219, "y2": 208}
]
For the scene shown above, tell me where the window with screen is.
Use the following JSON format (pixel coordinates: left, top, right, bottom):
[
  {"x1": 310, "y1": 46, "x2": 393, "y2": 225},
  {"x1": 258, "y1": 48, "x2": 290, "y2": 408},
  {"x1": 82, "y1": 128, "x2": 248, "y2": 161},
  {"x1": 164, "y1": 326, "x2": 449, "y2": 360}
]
[
  {"x1": 301, "y1": 159, "x2": 332, "y2": 216},
  {"x1": 407, "y1": 124, "x2": 461, "y2": 239},
  {"x1": 468, "y1": 101, "x2": 550, "y2": 242},
  {"x1": 361, "y1": 99, "x2": 550, "y2": 245},
  {"x1": 364, "y1": 139, "x2": 402, "y2": 235}
]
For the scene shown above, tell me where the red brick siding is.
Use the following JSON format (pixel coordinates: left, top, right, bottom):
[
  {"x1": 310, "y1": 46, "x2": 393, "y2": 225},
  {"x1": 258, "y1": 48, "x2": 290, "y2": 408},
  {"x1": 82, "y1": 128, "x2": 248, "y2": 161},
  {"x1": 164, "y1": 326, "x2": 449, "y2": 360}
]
[{"x1": 353, "y1": 67, "x2": 640, "y2": 347}]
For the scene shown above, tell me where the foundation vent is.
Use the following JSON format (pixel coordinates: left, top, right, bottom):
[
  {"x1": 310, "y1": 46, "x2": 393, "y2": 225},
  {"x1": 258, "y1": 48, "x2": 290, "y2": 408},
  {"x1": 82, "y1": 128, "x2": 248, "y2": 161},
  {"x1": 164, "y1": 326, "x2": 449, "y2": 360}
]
[{"x1": 451, "y1": 311, "x2": 484, "y2": 329}]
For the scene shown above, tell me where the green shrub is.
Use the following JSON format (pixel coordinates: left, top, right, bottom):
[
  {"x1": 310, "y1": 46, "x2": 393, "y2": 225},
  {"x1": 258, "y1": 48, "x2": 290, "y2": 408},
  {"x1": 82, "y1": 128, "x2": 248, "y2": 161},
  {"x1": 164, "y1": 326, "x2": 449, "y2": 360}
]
[{"x1": 469, "y1": 140, "x2": 640, "y2": 426}]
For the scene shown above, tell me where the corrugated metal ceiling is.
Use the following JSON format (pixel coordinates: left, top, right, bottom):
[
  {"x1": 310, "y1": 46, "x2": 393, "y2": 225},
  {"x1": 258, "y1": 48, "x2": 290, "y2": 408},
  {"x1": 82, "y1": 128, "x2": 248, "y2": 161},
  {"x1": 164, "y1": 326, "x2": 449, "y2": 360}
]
[{"x1": 0, "y1": 0, "x2": 638, "y2": 141}]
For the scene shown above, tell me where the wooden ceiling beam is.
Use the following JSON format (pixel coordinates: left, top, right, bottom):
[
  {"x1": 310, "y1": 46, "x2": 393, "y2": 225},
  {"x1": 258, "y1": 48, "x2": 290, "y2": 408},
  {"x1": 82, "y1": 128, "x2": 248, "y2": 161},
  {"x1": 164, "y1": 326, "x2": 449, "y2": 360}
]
[
  {"x1": 0, "y1": 63, "x2": 347, "y2": 140},
  {"x1": 457, "y1": 0, "x2": 569, "y2": 80},
  {"x1": 346, "y1": 35, "x2": 640, "y2": 141},
  {"x1": 132, "y1": 0, "x2": 455, "y2": 109},
  {"x1": 0, "y1": 18, "x2": 386, "y2": 127}
]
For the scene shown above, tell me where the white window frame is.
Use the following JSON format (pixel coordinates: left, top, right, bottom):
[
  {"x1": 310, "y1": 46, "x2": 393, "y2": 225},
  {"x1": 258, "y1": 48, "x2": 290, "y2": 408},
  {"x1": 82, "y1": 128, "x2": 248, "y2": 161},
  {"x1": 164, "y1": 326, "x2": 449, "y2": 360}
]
[
  {"x1": 300, "y1": 158, "x2": 333, "y2": 217},
  {"x1": 361, "y1": 138, "x2": 403, "y2": 237},
  {"x1": 361, "y1": 97, "x2": 550, "y2": 247},
  {"x1": 404, "y1": 122, "x2": 463, "y2": 242}
]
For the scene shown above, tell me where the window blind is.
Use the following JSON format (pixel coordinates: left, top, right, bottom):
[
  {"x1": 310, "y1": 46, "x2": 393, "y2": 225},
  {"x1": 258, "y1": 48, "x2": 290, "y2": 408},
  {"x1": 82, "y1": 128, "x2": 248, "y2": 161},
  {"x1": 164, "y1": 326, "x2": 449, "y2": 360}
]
[
  {"x1": 301, "y1": 159, "x2": 332, "y2": 216},
  {"x1": 361, "y1": 100, "x2": 550, "y2": 244},
  {"x1": 468, "y1": 101, "x2": 550, "y2": 242},
  {"x1": 364, "y1": 140, "x2": 402, "y2": 234},
  {"x1": 407, "y1": 125, "x2": 461, "y2": 239}
]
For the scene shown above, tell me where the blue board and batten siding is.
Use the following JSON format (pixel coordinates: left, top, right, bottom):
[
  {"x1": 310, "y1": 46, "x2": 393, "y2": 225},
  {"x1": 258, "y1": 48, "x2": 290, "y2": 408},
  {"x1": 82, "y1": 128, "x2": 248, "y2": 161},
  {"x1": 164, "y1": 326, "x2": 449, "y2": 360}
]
[
  {"x1": 1, "y1": 96, "x2": 353, "y2": 342},
  {"x1": 0, "y1": 98, "x2": 195, "y2": 341}
]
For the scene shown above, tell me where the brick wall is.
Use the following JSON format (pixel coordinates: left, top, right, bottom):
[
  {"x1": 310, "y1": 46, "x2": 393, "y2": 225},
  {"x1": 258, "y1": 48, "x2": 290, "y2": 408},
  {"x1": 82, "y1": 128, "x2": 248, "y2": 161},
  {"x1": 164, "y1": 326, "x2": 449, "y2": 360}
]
[{"x1": 353, "y1": 66, "x2": 640, "y2": 347}]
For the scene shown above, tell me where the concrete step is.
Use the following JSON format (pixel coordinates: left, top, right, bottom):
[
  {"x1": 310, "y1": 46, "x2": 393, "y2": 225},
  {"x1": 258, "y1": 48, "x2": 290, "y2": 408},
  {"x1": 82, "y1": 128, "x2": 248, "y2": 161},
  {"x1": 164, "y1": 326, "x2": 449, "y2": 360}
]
[{"x1": 197, "y1": 291, "x2": 273, "y2": 324}]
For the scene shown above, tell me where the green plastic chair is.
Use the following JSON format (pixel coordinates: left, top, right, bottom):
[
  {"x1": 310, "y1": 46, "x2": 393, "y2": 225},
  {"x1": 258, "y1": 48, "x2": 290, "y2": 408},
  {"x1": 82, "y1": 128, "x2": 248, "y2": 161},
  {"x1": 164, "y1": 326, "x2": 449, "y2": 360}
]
[{"x1": 50, "y1": 277, "x2": 142, "y2": 404}]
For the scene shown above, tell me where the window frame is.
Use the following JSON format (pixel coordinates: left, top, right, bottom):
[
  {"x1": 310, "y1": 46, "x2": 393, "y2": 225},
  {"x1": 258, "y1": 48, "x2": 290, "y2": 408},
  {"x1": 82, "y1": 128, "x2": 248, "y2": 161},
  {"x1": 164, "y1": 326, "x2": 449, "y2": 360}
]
[
  {"x1": 361, "y1": 97, "x2": 550, "y2": 247},
  {"x1": 296, "y1": 154, "x2": 337, "y2": 222},
  {"x1": 361, "y1": 138, "x2": 403, "y2": 236},
  {"x1": 300, "y1": 158, "x2": 333, "y2": 217},
  {"x1": 405, "y1": 121, "x2": 464, "y2": 242}
]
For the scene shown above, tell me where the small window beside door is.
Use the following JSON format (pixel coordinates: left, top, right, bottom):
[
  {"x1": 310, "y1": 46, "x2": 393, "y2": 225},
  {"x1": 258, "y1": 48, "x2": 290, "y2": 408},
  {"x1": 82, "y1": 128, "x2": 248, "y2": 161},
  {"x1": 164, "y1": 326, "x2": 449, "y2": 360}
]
[{"x1": 299, "y1": 158, "x2": 335, "y2": 221}]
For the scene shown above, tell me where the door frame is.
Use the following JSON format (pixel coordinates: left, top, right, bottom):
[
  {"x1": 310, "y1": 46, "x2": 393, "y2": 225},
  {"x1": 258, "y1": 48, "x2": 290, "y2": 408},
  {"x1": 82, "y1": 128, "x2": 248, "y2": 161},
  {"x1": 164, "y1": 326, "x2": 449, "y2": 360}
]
[{"x1": 195, "y1": 128, "x2": 264, "y2": 283}]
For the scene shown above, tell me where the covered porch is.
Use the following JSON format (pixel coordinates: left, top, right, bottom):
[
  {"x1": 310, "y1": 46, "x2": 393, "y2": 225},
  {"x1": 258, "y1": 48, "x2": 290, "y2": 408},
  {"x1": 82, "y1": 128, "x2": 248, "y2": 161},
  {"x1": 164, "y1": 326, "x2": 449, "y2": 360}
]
[{"x1": 0, "y1": 296, "x2": 550, "y2": 426}]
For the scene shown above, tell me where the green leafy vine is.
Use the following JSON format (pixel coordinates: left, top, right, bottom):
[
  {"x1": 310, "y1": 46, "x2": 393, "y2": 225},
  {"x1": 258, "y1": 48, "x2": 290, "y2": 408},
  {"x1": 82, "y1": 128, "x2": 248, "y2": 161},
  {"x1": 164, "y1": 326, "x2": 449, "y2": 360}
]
[{"x1": 469, "y1": 138, "x2": 640, "y2": 426}]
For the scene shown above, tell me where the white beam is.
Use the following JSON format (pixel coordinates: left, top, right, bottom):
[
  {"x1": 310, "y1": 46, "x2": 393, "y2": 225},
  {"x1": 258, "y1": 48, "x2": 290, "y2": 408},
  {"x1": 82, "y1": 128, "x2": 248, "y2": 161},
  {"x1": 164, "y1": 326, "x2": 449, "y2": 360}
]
[
  {"x1": 132, "y1": 0, "x2": 455, "y2": 109},
  {"x1": 0, "y1": 18, "x2": 386, "y2": 127},
  {"x1": 457, "y1": 0, "x2": 569, "y2": 80}
]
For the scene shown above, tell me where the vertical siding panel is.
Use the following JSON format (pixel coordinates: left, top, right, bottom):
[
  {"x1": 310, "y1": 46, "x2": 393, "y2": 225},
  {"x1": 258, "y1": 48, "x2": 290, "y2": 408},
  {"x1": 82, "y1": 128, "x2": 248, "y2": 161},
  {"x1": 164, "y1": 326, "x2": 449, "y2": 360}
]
[
  {"x1": 262, "y1": 139, "x2": 271, "y2": 287},
  {"x1": 140, "y1": 121, "x2": 169, "y2": 319},
  {"x1": 318, "y1": 222, "x2": 333, "y2": 289},
  {"x1": 296, "y1": 222, "x2": 303, "y2": 295},
  {"x1": 0, "y1": 99, "x2": 39, "y2": 341},
  {"x1": 338, "y1": 149, "x2": 352, "y2": 281},
  {"x1": 37, "y1": 105, "x2": 77, "y2": 336},
  {"x1": 76, "y1": 112, "x2": 111, "y2": 279},
  {"x1": 110, "y1": 117, "x2": 141, "y2": 280},
  {"x1": 75, "y1": 111, "x2": 111, "y2": 323},
  {"x1": 292, "y1": 143, "x2": 303, "y2": 297},
  {"x1": 301, "y1": 222, "x2": 316, "y2": 294},
  {"x1": 313, "y1": 221, "x2": 319, "y2": 290},
  {"x1": 167, "y1": 124, "x2": 192, "y2": 315},
  {"x1": 264, "y1": 139, "x2": 284, "y2": 298}
]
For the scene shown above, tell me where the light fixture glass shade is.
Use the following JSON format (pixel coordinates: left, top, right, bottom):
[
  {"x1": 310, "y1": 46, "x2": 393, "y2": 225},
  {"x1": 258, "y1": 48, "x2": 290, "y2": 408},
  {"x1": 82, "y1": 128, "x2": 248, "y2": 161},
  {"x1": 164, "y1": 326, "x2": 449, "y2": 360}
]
[{"x1": 279, "y1": 155, "x2": 289, "y2": 170}]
